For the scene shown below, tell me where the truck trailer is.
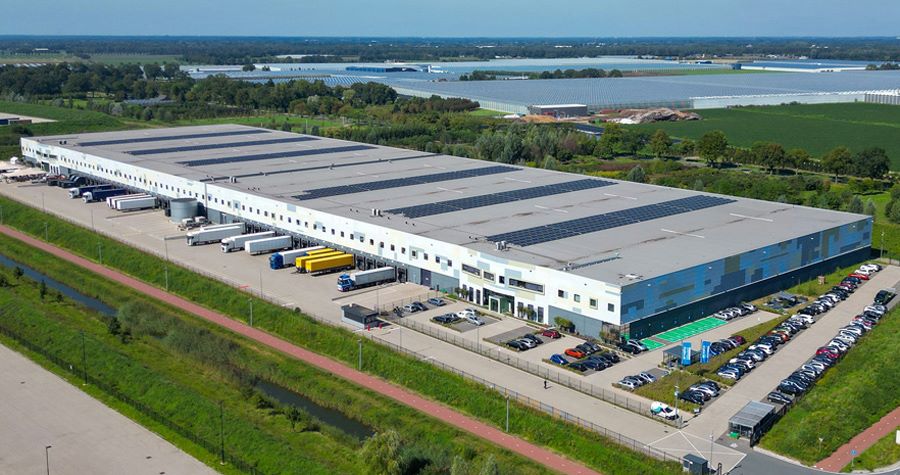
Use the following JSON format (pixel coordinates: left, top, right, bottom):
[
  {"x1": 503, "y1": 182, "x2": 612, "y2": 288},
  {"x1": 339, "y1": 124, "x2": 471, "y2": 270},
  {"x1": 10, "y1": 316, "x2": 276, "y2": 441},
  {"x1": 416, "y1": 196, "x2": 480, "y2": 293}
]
[
  {"x1": 245, "y1": 235, "x2": 293, "y2": 255},
  {"x1": 82, "y1": 188, "x2": 127, "y2": 203},
  {"x1": 115, "y1": 196, "x2": 157, "y2": 211},
  {"x1": 67, "y1": 184, "x2": 113, "y2": 199},
  {"x1": 268, "y1": 245, "x2": 326, "y2": 269},
  {"x1": 199, "y1": 222, "x2": 244, "y2": 232},
  {"x1": 186, "y1": 224, "x2": 243, "y2": 246},
  {"x1": 337, "y1": 267, "x2": 395, "y2": 292},
  {"x1": 304, "y1": 254, "x2": 354, "y2": 275},
  {"x1": 295, "y1": 250, "x2": 342, "y2": 270},
  {"x1": 107, "y1": 193, "x2": 150, "y2": 208},
  {"x1": 221, "y1": 231, "x2": 276, "y2": 253}
]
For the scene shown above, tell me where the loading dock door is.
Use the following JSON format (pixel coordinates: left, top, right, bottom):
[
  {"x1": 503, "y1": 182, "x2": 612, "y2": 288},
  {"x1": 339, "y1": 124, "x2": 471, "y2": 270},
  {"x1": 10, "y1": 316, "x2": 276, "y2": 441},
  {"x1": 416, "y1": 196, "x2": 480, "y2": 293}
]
[{"x1": 421, "y1": 269, "x2": 432, "y2": 288}]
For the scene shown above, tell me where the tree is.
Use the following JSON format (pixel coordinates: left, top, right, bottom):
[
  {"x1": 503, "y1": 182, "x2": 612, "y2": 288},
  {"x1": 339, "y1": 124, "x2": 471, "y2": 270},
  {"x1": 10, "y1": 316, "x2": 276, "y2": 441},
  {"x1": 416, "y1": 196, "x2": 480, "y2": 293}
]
[
  {"x1": 281, "y1": 121, "x2": 292, "y2": 132},
  {"x1": 822, "y1": 146, "x2": 852, "y2": 179},
  {"x1": 853, "y1": 147, "x2": 891, "y2": 179},
  {"x1": 241, "y1": 63, "x2": 256, "y2": 72},
  {"x1": 625, "y1": 165, "x2": 646, "y2": 183},
  {"x1": 865, "y1": 198, "x2": 877, "y2": 218},
  {"x1": 619, "y1": 129, "x2": 648, "y2": 156},
  {"x1": 751, "y1": 141, "x2": 786, "y2": 174},
  {"x1": 287, "y1": 407, "x2": 303, "y2": 432},
  {"x1": 360, "y1": 430, "x2": 401, "y2": 475},
  {"x1": 786, "y1": 148, "x2": 811, "y2": 170},
  {"x1": 0, "y1": 274, "x2": 8, "y2": 287},
  {"x1": 648, "y1": 129, "x2": 672, "y2": 159},
  {"x1": 847, "y1": 195, "x2": 864, "y2": 214},
  {"x1": 107, "y1": 316, "x2": 122, "y2": 336},
  {"x1": 696, "y1": 130, "x2": 728, "y2": 168},
  {"x1": 479, "y1": 455, "x2": 500, "y2": 475},
  {"x1": 888, "y1": 199, "x2": 900, "y2": 224}
]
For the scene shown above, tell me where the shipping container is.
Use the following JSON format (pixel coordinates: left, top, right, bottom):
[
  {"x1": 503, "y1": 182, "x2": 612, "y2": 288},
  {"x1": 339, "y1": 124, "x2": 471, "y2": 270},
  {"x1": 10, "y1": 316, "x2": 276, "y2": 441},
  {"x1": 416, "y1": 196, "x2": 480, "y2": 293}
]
[
  {"x1": 115, "y1": 196, "x2": 157, "y2": 211},
  {"x1": 304, "y1": 254, "x2": 354, "y2": 275},
  {"x1": 108, "y1": 193, "x2": 150, "y2": 208},
  {"x1": 295, "y1": 249, "x2": 341, "y2": 270}
]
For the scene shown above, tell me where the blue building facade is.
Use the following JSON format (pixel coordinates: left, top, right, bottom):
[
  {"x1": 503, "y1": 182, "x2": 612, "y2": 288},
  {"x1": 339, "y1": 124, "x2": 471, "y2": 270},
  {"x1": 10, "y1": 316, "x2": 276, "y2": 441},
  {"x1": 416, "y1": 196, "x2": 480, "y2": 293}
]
[{"x1": 620, "y1": 219, "x2": 872, "y2": 339}]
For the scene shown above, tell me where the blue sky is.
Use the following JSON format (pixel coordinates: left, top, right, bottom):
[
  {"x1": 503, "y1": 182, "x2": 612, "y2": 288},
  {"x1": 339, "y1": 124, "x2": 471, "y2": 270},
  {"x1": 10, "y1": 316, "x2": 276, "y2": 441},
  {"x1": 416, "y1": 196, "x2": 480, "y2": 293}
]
[{"x1": 2, "y1": 0, "x2": 898, "y2": 37}]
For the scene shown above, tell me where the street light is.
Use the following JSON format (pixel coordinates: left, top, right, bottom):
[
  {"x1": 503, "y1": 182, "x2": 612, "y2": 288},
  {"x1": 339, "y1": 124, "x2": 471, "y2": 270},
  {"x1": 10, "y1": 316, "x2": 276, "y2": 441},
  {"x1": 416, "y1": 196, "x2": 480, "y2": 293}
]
[
  {"x1": 45, "y1": 445, "x2": 51, "y2": 475},
  {"x1": 505, "y1": 395, "x2": 510, "y2": 432},
  {"x1": 44, "y1": 222, "x2": 48, "y2": 241},
  {"x1": 674, "y1": 385, "x2": 680, "y2": 429},
  {"x1": 709, "y1": 432, "x2": 714, "y2": 465},
  {"x1": 248, "y1": 298, "x2": 254, "y2": 327},
  {"x1": 219, "y1": 401, "x2": 225, "y2": 465},
  {"x1": 880, "y1": 230, "x2": 885, "y2": 260},
  {"x1": 81, "y1": 331, "x2": 87, "y2": 385}
]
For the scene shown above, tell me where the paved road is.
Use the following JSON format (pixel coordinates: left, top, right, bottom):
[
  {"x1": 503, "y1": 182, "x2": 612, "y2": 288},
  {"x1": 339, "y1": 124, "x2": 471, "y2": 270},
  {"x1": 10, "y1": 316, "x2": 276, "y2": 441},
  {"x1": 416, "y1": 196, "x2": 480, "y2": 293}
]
[
  {"x1": 679, "y1": 266, "x2": 900, "y2": 441},
  {"x1": 0, "y1": 344, "x2": 216, "y2": 475},
  {"x1": 0, "y1": 225, "x2": 601, "y2": 475},
  {"x1": 731, "y1": 449, "x2": 900, "y2": 475}
]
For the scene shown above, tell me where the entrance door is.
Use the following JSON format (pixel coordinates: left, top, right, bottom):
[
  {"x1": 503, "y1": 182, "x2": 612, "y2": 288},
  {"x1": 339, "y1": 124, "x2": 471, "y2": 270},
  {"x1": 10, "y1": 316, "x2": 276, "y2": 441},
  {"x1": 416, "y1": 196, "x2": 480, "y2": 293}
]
[
  {"x1": 489, "y1": 296, "x2": 500, "y2": 313},
  {"x1": 421, "y1": 269, "x2": 432, "y2": 288}
]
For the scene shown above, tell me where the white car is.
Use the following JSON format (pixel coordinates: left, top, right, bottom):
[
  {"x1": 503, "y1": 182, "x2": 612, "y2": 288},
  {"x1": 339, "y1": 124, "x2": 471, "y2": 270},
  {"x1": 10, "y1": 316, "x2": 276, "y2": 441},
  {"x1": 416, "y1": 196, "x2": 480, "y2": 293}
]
[
  {"x1": 650, "y1": 401, "x2": 679, "y2": 420},
  {"x1": 859, "y1": 264, "x2": 880, "y2": 273},
  {"x1": 749, "y1": 344, "x2": 774, "y2": 355}
]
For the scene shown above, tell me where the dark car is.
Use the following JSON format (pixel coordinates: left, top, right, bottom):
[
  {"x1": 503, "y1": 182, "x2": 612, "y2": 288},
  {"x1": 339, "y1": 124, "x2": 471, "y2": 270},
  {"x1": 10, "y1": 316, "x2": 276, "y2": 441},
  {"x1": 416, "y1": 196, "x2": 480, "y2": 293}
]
[
  {"x1": 874, "y1": 290, "x2": 896, "y2": 306},
  {"x1": 549, "y1": 354, "x2": 568, "y2": 366},
  {"x1": 568, "y1": 362, "x2": 589, "y2": 372},
  {"x1": 507, "y1": 340, "x2": 529, "y2": 351},
  {"x1": 595, "y1": 352, "x2": 620, "y2": 364},
  {"x1": 432, "y1": 314, "x2": 459, "y2": 324},
  {"x1": 521, "y1": 333, "x2": 543, "y2": 345},
  {"x1": 582, "y1": 358, "x2": 609, "y2": 371},
  {"x1": 618, "y1": 342, "x2": 641, "y2": 354},
  {"x1": 767, "y1": 391, "x2": 793, "y2": 405},
  {"x1": 678, "y1": 390, "x2": 705, "y2": 405},
  {"x1": 575, "y1": 343, "x2": 595, "y2": 355}
]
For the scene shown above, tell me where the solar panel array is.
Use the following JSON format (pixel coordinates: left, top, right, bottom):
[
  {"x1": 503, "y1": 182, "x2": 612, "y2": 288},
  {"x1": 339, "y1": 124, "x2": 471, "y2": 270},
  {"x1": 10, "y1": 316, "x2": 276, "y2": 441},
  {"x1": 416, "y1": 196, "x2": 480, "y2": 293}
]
[
  {"x1": 78, "y1": 129, "x2": 267, "y2": 147},
  {"x1": 487, "y1": 195, "x2": 736, "y2": 247},
  {"x1": 386, "y1": 178, "x2": 614, "y2": 218},
  {"x1": 178, "y1": 144, "x2": 374, "y2": 167},
  {"x1": 201, "y1": 153, "x2": 437, "y2": 182},
  {"x1": 127, "y1": 136, "x2": 317, "y2": 155},
  {"x1": 293, "y1": 165, "x2": 519, "y2": 201}
]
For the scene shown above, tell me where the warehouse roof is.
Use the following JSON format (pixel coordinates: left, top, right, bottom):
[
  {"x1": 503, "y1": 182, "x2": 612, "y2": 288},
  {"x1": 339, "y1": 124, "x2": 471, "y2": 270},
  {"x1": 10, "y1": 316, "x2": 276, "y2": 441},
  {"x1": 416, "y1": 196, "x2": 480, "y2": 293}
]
[
  {"x1": 30, "y1": 124, "x2": 866, "y2": 285},
  {"x1": 385, "y1": 70, "x2": 900, "y2": 109}
]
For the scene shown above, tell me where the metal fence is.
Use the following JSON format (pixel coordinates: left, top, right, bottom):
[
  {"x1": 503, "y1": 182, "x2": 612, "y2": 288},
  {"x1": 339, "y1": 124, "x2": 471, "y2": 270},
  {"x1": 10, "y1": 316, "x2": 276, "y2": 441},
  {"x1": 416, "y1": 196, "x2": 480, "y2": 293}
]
[
  {"x1": 0, "y1": 323, "x2": 266, "y2": 475},
  {"x1": 370, "y1": 332, "x2": 681, "y2": 464}
]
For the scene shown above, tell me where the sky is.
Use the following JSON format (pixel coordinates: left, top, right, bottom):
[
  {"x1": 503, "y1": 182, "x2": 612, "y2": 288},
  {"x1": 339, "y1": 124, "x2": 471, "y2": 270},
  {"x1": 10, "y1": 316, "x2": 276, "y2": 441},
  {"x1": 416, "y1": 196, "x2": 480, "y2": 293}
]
[{"x1": 2, "y1": 0, "x2": 899, "y2": 37}]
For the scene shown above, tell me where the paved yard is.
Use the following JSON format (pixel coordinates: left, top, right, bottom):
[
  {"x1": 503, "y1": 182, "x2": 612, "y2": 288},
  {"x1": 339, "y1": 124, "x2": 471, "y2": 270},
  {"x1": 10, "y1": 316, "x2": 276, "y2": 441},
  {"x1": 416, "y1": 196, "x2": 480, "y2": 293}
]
[{"x1": 0, "y1": 344, "x2": 215, "y2": 475}]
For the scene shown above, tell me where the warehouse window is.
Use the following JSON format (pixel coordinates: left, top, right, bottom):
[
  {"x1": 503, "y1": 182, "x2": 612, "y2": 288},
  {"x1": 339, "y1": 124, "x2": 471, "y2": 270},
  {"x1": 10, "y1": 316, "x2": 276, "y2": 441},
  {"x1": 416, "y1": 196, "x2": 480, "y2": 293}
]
[
  {"x1": 446, "y1": 259, "x2": 452, "y2": 267},
  {"x1": 423, "y1": 253, "x2": 429, "y2": 260},
  {"x1": 435, "y1": 256, "x2": 440, "y2": 263},
  {"x1": 264, "y1": 211, "x2": 268, "y2": 217},
  {"x1": 279, "y1": 215, "x2": 283, "y2": 221},
  {"x1": 242, "y1": 205, "x2": 246, "y2": 211},
  {"x1": 370, "y1": 239, "x2": 375, "y2": 246},
  {"x1": 390, "y1": 244, "x2": 395, "y2": 251},
  {"x1": 349, "y1": 234, "x2": 354, "y2": 240},
  {"x1": 379, "y1": 242, "x2": 384, "y2": 248},
  {"x1": 558, "y1": 290, "x2": 565, "y2": 298},
  {"x1": 508, "y1": 278, "x2": 543, "y2": 294},
  {"x1": 341, "y1": 231, "x2": 345, "y2": 237},
  {"x1": 411, "y1": 250, "x2": 418, "y2": 258},
  {"x1": 573, "y1": 294, "x2": 581, "y2": 303},
  {"x1": 608, "y1": 303, "x2": 615, "y2": 312},
  {"x1": 331, "y1": 229, "x2": 335, "y2": 235},
  {"x1": 288, "y1": 217, "x2": 292, "y2": 224},
  {"x1": 462, "y1": 264, "x2": 480, "y2": 276},
  {"x1": 499, "y1": 276, "x2": 505, "y2": 284},
  {"x1": 401, "y1": 247, "x2": 406, "y2": 254},
  {"x1": 589, "y1": 298, "x2": 598, "y2": 309}
]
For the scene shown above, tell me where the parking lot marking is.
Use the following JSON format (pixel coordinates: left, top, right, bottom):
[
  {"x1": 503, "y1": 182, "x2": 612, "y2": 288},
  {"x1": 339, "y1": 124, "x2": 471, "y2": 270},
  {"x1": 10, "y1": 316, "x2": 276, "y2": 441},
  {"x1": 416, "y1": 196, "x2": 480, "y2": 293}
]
[{"x1": 651, "y1": 317, "x2": 729, "y2": 343}]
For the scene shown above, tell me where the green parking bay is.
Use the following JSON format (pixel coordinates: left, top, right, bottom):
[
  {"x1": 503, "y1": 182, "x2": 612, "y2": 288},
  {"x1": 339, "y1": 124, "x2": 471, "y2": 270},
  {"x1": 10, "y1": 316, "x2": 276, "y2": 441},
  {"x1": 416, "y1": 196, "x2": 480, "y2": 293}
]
[
  {"x1": 653, "y1": 317, "x2": 729, "y2": 343},
  {"x1": 639, "y1": 338, "x2": 667, "y2": 351}
]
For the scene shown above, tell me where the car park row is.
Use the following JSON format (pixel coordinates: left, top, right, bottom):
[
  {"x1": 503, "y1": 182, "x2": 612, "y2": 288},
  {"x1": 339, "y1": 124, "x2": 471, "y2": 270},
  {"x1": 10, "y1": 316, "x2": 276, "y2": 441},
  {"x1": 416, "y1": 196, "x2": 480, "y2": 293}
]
[
  {"x1": 767, "y1": 264, "x2": 890, "y2": 406},
  {"x1": 550, "y1": 341, "x2": 622, "y2": 372},
  {"x1": 712, "y1": 302, "x2": 758, "y2": 321}
]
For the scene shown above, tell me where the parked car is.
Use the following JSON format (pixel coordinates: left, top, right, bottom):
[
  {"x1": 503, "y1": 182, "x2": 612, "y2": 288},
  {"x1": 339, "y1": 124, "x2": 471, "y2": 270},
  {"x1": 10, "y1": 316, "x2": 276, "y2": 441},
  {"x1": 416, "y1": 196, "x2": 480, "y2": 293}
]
[
  {"x1": 411, "y1": 301, "x2": 428, "y2": 312},
  {"x1": 403, "y1": 304, "x2": 420, "y2": 313},
  {"x1": 521, "y1": 333, "x2": 543, "y2": 345},
  {"x1": 678, "y1": 390, "x2": 706, "y2": 405},
  {"x1": 569, "y1": 362, "x2": 589, "y2": 373},
  {"x1": 427, "y1": 297, "x2": 446, "y2": 307},
  {"x1": 462, "y1": 313, "x2": 485, "y2": 326},
  {"x1": 874, "y1": 289, "x2": 896, "y2": 306},
  {"x1": 575, "y1": 343, "x2": 596, "y2": 355},
  {"x1": 595, "y1": 352, "x2": 620, "y2": 364},
  {"x1": 650, "y1": 402, "x2": 679, "y2": 420},
  {"x1": 432, "y1": 314, "x2": 459, "y2": 324},
  {"x1": 549, "y1": 354, "x2": 568, "y2": 366},
  {"x1": 507, "y1": 339, "x2": 530, "y2": 351},
  {"x1": 618, "y1": 379, "x2": 639, "y2": 390},
  {"x1": 565, "y1": 348, "x2": 586, "y2": 359},
  {"x1": 767, "y1": 391, "x2": 793, "y2": 405},
  {"x1": 848, "y1": 273, "x2": 870, "y2": 281},
  {"x1": 618, "y1": 342, "x2": 642, "y2": 354},
  {"x1": 541, "y1": 328, "x2": 562, "y2": 339}
]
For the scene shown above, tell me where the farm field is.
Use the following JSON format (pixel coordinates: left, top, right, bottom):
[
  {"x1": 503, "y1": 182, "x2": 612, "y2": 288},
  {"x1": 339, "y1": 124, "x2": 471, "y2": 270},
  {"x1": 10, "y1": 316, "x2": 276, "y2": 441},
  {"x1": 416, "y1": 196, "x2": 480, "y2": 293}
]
[{"x1": 630, "y1": 103, "x2": 900, "y2": 170}]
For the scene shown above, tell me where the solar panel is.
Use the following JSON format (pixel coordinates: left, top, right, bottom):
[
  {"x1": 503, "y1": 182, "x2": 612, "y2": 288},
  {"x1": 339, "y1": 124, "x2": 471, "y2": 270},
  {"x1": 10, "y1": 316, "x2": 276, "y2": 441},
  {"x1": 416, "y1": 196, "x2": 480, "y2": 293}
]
[
  {"x1": 178, "y1": 145, "x2": 374, "y2": 167},
  {"x1": 199, "y1": 153, "x2": 437, "y2": 182},
  {"x1": 78, "y1": 129, "x2": 267, "y2": 147},
  {"x1": 386, "y1": 178, "x2": 613, "y2": 218},
  {"x1": 293, "y1": 165, "x2": 519, "y2": 201},
  {"x1": 127, "y1": 136, "x2": 317, "y2": 155},
  {"x1": 488, "y1": 195, "x2": 735, "y2": 247}
]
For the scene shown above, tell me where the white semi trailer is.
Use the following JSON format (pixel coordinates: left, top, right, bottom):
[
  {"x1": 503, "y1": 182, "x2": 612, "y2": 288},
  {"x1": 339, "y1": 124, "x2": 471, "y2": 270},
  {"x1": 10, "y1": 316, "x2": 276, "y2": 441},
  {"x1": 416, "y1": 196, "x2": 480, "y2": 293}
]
[
  {"x1": 186, "y1": 224, "x2": 244, "y2": 246},
  {"x1": 244, "y1": 235, "x2": 293, "y2": 255},
  {"x1": 221, "y1": 231, "x2": 276, "y2": 253}
]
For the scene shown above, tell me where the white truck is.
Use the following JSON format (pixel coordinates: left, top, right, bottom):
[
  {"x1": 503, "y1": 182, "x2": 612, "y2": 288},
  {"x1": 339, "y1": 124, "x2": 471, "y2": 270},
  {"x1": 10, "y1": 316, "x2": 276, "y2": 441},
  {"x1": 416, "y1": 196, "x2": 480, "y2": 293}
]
[
  {"x1": 178, "y1": 216, "x2": 209, "y2": 230},
  {"x1": 186, "y1": 224, "x2": 244, "y2": 246},
  {"x1": 244, "y1": 235, "x2": 293, "y2": 255},
  {"x1": 107, "y1": 193, "x2": 149, "y2": 208},
  {"x1": 115, "y1": 196, "x2": 157, "y2": 211},
  {"x1": 337, "y1": 267, "x2": 395, "y2": 292},
  {"x1": 221, "y1": 231, "x2": 276, "y2": 253}
]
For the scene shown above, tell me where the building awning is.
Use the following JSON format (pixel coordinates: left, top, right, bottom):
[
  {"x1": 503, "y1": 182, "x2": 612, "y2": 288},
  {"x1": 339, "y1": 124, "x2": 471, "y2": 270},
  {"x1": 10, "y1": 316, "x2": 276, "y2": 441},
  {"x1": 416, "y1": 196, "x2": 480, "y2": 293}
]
[{"x1": 729, "y1": 401, "x2": 775, "y2": 429}]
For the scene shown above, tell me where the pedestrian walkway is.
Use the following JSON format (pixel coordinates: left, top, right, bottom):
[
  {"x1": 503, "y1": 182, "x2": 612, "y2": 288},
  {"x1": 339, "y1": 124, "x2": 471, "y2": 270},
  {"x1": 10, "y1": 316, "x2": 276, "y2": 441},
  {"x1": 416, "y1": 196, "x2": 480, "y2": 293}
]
[
  {"x1": 0, "y1": 224, "x2": 602, "y2": 475},
  {"x1": 815, "y1": 406, "x2": 900, "y2": 472}
]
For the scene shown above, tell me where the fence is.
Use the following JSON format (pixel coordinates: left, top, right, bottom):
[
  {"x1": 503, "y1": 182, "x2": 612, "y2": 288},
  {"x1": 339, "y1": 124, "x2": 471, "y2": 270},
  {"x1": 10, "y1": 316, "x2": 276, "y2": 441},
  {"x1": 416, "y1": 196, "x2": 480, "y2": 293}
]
[
  {"x1": 389, "y1": 316, "x2": 678, "y2": 427},
  {"x1": 1, "y1": 190, "x2": 680, "y2": 462},
  {"x1": 0, "y1": 323, "x2": 266, "y2": 475},
  {"x1": 370, "y1": 332, "x2": 681, "y2": 464}
]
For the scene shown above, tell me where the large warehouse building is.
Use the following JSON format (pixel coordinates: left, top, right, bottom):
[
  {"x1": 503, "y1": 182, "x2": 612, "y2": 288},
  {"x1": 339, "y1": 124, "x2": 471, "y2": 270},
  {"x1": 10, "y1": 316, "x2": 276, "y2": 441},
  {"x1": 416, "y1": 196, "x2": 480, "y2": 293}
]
[{"x1": 20, "y1": 125, "x2": 871, "y2": 339}]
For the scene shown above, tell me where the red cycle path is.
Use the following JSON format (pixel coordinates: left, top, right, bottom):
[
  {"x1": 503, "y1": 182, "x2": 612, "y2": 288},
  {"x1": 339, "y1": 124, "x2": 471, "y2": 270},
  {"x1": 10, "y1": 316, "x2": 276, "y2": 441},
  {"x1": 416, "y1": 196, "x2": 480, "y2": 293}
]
[
  {"x1": 0, "y1": 225, "x2": 601, "y2": 475},
  {"x1": 815, "y1": 406, "x2": 900, "y2": 472}
]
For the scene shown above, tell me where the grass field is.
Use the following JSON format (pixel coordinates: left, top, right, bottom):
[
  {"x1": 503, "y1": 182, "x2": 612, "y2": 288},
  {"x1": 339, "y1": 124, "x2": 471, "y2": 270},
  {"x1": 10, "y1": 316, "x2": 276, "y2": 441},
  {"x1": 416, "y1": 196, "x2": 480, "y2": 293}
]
[
  {"x1": 630, "y1": 103, "x2": 900, "y2": 169},
  {"x1": 841, "y1": 427, "x2": 900, "y2": 472},
  {"x1": 86, "y1": 53, "x2": 182, "y2": 65},
  {"x1": 759, "y1": 306, "x2": 900, "y2": 464},
  {"x1": 468, "y1": 108, "x2": 507, "y2": 117},
  {"x1": 0, "y1": 195, "x2": 681, "y2": 475}
]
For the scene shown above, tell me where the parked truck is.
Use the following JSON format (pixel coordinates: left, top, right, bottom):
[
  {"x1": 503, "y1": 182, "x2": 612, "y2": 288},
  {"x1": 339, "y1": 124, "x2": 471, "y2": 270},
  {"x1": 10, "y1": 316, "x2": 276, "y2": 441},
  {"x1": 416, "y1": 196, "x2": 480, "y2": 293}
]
[
  {"x1": 337, "y1": 267, "x2": 395, "y2": 292},
  {"x1": 245, "y1": 235, "x2": 293, "y2": 255},
  {"x1": 268, "y1": 245, "x2": 326, "y2": 269},
  {"x1": 82, "y1": 188, "x2": 126, "y2": 203},
  {"x1": 186, "y1": 224, "x2": 244, "y2": 246},
  {"x1": 67, "y1": 184, "x2": 113, "y2": 199},
  {"x1": 115, "y1": 196, "x2": 157, "y2": 211},
  {"x1": 107, "y1": 193, "x2": 150, "y2": 208},
  {"x1": 295, "y1": 250, "x2": 341, "y2": 270},
  {"x1": 221, "y1": 231, "x2": 276, "y2": 253},
  {"x1": 304, "y1": 253, "x2": 354, "y2": 275},
  {"x1": 178, "y1": 216, "x2": 208, "y2": 230}
]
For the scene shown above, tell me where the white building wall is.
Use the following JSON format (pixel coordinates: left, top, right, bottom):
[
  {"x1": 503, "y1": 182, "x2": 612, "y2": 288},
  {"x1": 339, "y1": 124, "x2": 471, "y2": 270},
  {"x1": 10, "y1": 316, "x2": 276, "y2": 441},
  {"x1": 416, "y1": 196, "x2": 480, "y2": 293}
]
[{"x1": 21, "y1": 138, "x2": 623, "y2": 331}]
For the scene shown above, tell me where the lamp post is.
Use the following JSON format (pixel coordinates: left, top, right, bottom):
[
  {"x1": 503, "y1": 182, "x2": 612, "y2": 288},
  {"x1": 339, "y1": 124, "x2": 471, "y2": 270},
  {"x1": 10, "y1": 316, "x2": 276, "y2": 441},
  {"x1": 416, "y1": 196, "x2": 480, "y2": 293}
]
[
  {"x1": 505, "y1": 396, "x2": 510, "y2": 432},
  {"x1": 358, "y1": 339, "x2": 362, "y2": 370},
  {"x1": 880, "y1": 230, "x2": 885, "y2": 260},
  {"x1": 248, "y1": 298, "x2": 254, "y2": 327},
  {"x1": 45, "y1": 445, "x2": 51, "y2": 475},
  {"x1": 709, "y1": 432, "x2": 714, "y2": 464},
  {"x1": 674, "y1": 385, "x2": 680, "y2": 429},
  {"x1": 163, "y1": 237, "x2": 169, "y2": 291},
  {"x1": 90, "y1": 208, "x2": 95, "y2": 232},
  {"x1": 44, "y1": 222, "x2": 48, "y2": 241},
  {"x1": 258, "y1": 269, "x2": 263, "y2": 298}
]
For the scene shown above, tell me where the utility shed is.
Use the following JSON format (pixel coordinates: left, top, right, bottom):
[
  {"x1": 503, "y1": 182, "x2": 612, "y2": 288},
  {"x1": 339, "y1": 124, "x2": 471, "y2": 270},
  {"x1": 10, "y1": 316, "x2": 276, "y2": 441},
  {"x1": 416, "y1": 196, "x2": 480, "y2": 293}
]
[
  {"x1": 341, "y1": 304, "x2": 379, "y2": 329},
  {"x1": 728, "y1": 401, "x2": 776, "y2": 444}
]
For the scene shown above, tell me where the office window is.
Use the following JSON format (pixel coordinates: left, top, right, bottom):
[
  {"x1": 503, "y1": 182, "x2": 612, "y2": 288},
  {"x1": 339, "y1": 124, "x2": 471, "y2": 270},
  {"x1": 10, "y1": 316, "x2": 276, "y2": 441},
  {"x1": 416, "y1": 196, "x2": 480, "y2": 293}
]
[
  {"x1": 349, "y1": 234, "x2": 354, "y2": 240},
  {"x1": 462, "y1": 264, "x2": 481, "y2": 276},
  {"x1": 573, "y1": 294, "x2": 581, "y2": 303},
  {"x1": 390, "y1": 244, "x2": 395, "y2": 251},
  {"x1": 332, "y1": 229, "x2": 335, "y2": 235},
  {"x1": 379, "y1": 242, "x2": 384, "y2": 248},
  {"x1": 590, "y1": 298, "x2": 598, "y2": 309},
  {"x1": 435, "y1": 256, "x2": 440, "y2": 263},
  {"x1": 411, "y1": 250, "x2": 418, "y2": 258},
  {"x1": 370, "y1": 239, "x2": 375, "y2": 246},
  {"x1": 288, "y1": 217, "x2": 292, "y2": 223},
  {"x1": 264, "y1": 211, "x2": 268, "y2": 217},
  {"x1": 608, "y1": 303, "x2": 615, "y2": 312},
  {"x1": 256, "y1": 209, "x2": 260, "y2": 215},
  {"x1": 558, "y1": 290, "x2": 565, "y2": 298},
  {"x1": 279, "y1": 215, "x2": 283, "y2": 221},
  {"x1": 341, "y1": 231, "x2": 345, "y2": 237},
  {"x1": 508, "y1": 278, "x2": 543, "y2": 294},
  {"x1": 446, "y1": 259, "x2": 452, "y2": 267},
  {"x1": 423, "y1": 253, "x2": 429, "y2": 260},
  {"x1": 483, "y1": 271, "x2": 494, "y2": 281},
  {"x1": 401, "y1": 247, "x2": 406, "y2": 254},
  {"x1": 499, "y1": 276, "x2": 505, "y2": 284}
]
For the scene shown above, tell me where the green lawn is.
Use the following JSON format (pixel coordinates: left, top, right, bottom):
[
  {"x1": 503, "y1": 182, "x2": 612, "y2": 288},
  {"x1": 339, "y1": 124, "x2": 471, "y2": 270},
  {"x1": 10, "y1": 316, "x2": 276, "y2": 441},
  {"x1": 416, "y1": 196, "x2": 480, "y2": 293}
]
[
  {"x1": 842, "y1": 427, "x2": 900, "y2": 472},
  {"x1": 468, "y1": 108, "x2": 507, "y2": 117},
  {"x1": 0, "y1": 196, "x2": 680, "y2": 475},
  {"x1": 630, "y1": 103, "x2": 900, "y2": 169},
  {"x1": 86, "y1": 53, "x2": 182, "y2": 65},
  {"x1": 759, "y1": 306, "x2": 900, "y2": 464}
]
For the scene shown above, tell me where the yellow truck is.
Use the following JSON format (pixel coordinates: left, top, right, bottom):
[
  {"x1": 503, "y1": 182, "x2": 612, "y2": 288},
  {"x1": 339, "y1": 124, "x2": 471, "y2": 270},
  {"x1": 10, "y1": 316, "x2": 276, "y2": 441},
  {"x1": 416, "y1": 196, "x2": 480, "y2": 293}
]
[
  {"x1": 304, "y1": 254, "x2": 354, "y2": 275},
  {"x1": 294, "y1": 249, "x2": 338, "y2": 270}
]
